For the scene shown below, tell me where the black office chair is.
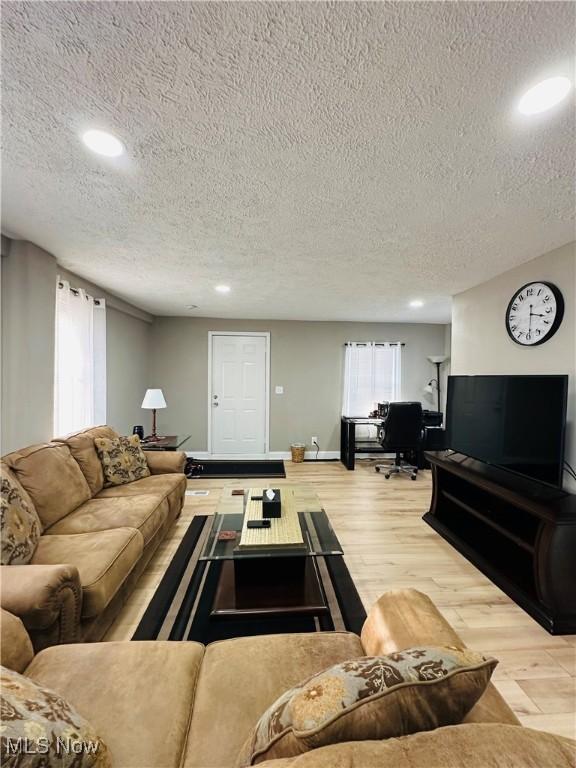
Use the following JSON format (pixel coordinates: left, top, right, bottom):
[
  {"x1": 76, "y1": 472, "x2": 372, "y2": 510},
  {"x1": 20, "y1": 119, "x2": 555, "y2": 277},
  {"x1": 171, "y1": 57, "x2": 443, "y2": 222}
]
[{"x1": 375, "y1": 402, "x2": 423, "y2": 480}]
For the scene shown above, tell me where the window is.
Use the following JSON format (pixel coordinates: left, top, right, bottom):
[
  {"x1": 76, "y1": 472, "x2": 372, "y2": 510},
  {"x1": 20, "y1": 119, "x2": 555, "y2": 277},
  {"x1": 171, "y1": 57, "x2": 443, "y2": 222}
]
[
  {"x1": 342, "y1": 342, "x2": 402, "y2": 417},
  {"x1": 53, "y1": 280, "x2": 106, "y2": 436}
]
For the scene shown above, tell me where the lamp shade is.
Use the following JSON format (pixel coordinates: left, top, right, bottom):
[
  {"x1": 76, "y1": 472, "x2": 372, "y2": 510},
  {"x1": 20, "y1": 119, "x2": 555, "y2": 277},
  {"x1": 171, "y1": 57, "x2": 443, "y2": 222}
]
[
  {"x1": 428, "y1": 355, "x2": 449, "y2": 364},
  {"x1": 141, "y1": 389, "x2": 167, "y2": 409}
]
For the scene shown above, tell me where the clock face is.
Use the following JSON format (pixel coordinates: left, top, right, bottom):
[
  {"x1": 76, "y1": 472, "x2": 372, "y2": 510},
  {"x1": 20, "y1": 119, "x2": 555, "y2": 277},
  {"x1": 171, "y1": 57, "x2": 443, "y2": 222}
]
[{"x1": 505, "y1": 282, "x2": 564, "y2": 346}]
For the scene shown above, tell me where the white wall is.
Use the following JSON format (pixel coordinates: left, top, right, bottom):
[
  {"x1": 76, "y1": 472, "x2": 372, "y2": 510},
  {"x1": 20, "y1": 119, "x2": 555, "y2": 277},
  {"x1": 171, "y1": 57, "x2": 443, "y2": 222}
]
[{"x1": 451, "y1": 241, "x2": 576, "y2": 492}]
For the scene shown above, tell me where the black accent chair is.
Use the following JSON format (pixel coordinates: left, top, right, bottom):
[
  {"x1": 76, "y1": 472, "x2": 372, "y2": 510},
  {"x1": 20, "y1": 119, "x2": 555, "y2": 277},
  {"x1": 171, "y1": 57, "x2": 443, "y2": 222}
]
[{"x1": 375, "y1": 402, "x2": 424, "y2": 480}]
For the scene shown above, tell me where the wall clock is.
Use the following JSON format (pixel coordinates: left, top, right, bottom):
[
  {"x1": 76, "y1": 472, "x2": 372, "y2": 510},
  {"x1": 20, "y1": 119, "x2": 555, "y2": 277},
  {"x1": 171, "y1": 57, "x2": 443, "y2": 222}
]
[{"x1": 505, "y1": 281, "x2": 564, "y2": 346}]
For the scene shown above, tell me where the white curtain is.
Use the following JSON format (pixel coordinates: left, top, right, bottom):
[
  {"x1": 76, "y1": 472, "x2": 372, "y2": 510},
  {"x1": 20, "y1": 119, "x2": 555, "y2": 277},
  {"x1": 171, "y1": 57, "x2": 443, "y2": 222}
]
[
  {"x1": 342, "y1": 342, "x2": 402, "y2": 417},
  {"x1": 54, "y1": 281, "x2": 106, "y2": 436}
]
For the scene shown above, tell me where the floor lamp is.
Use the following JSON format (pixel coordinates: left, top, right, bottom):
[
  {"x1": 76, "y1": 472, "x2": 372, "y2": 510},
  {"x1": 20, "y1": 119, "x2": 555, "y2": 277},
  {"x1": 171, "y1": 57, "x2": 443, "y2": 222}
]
[{"x1": 426, "y1": 355, "x2": 449, "y2": 413}]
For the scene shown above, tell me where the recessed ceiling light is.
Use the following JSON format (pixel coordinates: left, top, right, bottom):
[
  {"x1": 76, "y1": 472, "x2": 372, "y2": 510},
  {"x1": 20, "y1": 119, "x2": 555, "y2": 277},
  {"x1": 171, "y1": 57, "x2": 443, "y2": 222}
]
[
  {"x1": 409, "y1": 300, "x2": 424, "y2": 308},
  {"x1": 81, "y1": 129, "x2": 124, "y2": 157},
  {"x1": 215, "y1": 285, "x2": 231, "y2": 294},
  {"x1": 518, "y1": 76, "x2": 571, "y2": 115}
]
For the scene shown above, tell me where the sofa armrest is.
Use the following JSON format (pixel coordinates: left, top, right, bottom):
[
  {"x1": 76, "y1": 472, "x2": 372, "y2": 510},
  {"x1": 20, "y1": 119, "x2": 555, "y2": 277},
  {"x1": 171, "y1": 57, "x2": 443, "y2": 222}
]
[
  {"x1": 361, "y1": 588, "x2": 520, "y2": 726},
  {"x1": 0, "y1": 564, "x2": 82, "y2": 651},
  {"x1": 0, "y1": 609, "x2": 34, "y2": 672},
  {"x1": 361, "y1": 588, "x2": 463, "y2": 655},
  {"x1": 143, "y1": 450, "x2": 186, "y2": 474}
]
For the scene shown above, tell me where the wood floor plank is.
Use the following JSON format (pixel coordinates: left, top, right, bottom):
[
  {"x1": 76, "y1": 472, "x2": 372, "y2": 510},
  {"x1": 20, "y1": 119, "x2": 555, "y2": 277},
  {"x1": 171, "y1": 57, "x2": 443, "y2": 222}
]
[
  {"x1": 456, "y1": 604, "x2": 542, "y2": 628},
  {"x1": 482, "y1": 650, "x2": 570, "y2": 681},
  {"x1": 105, "y1": 459, "x2": 575, "y2": 739},
  {"x1": 519, "y1": 713, "x2": 576, "y2": 741},
  {"x1": 548, "y1": 648, "x2": 576, "y2": 677},
  {"x1": 492, "y1": 680, "x2": 542, "y2": 716},
  {"x1": 458, "y1": 626, "x2": 571, "y2": 651},
  {"x1": 518, "y1": 679, "x2": 576, "y2": 715}
]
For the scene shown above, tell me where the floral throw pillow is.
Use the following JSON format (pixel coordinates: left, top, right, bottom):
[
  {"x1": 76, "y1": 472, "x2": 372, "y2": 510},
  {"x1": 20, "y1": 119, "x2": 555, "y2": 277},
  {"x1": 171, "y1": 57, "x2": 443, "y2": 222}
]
[
  {"x1": 237, "y1": 646, "x2": 498, "y2": 766},
  {"x1": 94, "y1": 434, "x2": 151, "y2": 487},
  {"x1": 1, "y1": 473, "x2": 41, "y2": 565},
  {"x1": 0, "y1": 666, "x2": 110, "y2": 767}
]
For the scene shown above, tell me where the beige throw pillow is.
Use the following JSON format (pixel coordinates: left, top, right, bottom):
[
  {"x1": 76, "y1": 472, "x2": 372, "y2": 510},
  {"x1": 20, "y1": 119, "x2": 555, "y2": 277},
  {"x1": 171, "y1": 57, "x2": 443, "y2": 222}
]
[
  {"x1": 1, "y1": 473, "x2": 41, "y2": 565},
  {"x1": 237, "y1": 646, "x2": 498, "y2": 766},
  {"x1": 94, "y1": 434, "x2": 151, "y2": 487},
  {"x1": 0, "y1": 666, "x2": 110, "y2": 767}
]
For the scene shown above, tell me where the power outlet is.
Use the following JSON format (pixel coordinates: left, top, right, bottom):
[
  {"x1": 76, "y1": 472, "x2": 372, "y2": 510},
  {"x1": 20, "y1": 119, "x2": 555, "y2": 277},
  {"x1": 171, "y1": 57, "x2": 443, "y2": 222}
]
[{"x1": 311, "y1": 436, "x2": 318, "y2": 446}]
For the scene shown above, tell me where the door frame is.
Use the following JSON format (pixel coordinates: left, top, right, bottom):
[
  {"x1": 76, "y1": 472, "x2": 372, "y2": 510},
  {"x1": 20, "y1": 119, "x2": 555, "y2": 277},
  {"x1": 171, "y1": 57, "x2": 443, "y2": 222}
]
[{"x1": 207, "y1": 331, "x2": 271, "y2": 458}]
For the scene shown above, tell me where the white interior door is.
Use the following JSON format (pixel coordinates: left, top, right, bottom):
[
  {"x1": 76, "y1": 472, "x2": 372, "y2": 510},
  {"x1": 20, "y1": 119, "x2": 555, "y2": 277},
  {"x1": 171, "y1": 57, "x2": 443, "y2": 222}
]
[{"x1": 210, "y1": 334, "x2": 268, "y2": 455}]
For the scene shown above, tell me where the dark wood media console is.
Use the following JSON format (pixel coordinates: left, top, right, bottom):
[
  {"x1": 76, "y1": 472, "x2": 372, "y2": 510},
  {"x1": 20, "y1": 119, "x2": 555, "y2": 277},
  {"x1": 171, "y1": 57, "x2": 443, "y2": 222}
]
[{"x1": 424, "y1": 451, "x2": 576, "y2": 634}]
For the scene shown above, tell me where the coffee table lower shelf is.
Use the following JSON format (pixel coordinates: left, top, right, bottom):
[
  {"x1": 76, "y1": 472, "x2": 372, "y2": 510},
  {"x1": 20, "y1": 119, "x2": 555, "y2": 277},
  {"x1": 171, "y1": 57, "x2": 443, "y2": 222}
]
[{"x1": 211, "y1": 556, "x2": 329, "y2": 618}]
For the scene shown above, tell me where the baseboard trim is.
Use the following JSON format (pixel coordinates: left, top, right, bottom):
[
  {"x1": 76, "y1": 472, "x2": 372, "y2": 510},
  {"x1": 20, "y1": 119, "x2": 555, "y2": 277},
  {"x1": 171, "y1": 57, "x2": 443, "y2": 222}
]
[
  {"x1": 186, "y1": 452, "x2": 271, "y2": 460},
  {"x1": 268, "y1": 450, "x2": 340, "y2": 460},
  {"x1": 185, "y1": 450, "x2": 341, "y2": 461}
]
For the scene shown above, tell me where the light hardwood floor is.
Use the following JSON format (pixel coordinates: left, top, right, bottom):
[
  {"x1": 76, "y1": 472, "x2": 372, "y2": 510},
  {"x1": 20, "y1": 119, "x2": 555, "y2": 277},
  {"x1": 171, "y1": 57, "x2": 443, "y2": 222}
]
[{"x1": 105, "y1": 460, "x2": 576, "y2": 739}]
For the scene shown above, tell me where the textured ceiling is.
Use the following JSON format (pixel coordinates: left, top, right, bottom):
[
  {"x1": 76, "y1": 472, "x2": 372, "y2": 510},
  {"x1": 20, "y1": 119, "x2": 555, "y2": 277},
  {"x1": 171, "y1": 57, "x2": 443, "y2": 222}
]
[{"x1": 2, "y1": 2, "x2": 575, "y2": 322}]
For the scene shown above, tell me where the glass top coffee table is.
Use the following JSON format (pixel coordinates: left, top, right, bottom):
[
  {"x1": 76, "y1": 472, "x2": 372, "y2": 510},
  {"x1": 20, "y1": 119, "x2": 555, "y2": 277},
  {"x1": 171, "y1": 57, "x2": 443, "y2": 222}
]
[{"x1": 200, "y1": 485, "x2": 343, "y2": 617}]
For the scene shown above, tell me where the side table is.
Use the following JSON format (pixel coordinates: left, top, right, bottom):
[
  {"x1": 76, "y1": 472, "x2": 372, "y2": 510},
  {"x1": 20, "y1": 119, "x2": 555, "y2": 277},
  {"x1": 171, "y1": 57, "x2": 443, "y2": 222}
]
[{"x1": 141, "y1": 435, "x2": 190, "y2": 451}]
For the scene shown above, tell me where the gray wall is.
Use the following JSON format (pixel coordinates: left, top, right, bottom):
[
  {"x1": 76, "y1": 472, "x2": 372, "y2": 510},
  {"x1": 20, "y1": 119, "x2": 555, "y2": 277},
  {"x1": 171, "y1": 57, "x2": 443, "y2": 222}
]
[
  {"x1": 1, "y1": 240, "x2": 152, "y2": 453},
  {"x1": 106, "y1": 307, "x2": 151, "y2": 435},
  {"x1": 452, "y1": 240, "x2": 576, "y2": 493},
  {"x1": 1, "y1": 240, "x2": 58, "y2": 452},
  {"x1": 149, "y1": 317, "x2": 448, "y2": 452}
]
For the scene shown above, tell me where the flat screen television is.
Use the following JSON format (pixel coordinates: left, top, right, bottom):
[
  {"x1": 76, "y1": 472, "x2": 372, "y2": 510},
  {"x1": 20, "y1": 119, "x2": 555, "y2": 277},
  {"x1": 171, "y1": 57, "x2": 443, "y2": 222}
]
[{"x1": 446, "y1": 375, "x2": 568, "y2": 489}]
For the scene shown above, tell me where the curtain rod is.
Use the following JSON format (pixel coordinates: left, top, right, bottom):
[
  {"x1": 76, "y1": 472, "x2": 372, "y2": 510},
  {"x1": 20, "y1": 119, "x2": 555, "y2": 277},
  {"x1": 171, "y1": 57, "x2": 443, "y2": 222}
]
[
  {"x1": 344, "y1": 342, "x2": 405, "y2": 347},
  {"x1": 58, "y1": 280, "x2": 102, "y2": 307}
]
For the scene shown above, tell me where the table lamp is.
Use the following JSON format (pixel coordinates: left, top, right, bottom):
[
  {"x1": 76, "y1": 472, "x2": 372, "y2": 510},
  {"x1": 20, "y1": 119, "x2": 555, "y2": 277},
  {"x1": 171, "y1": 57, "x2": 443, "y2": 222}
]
[{"x1": 141, "y1": 388, "x2": 167, "y2": 441}]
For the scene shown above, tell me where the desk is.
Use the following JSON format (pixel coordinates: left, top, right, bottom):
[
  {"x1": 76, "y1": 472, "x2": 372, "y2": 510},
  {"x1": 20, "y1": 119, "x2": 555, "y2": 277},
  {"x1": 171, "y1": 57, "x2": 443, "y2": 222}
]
[
  {"x1": 141, "y1": 435, "x2": 190, "y2": 451},
  {"x1": 340, "y1": 413, "x2": 445, "y2": 470},
  {"x1": 340, "y1": 418, "x2": 384, "y2": 470}
]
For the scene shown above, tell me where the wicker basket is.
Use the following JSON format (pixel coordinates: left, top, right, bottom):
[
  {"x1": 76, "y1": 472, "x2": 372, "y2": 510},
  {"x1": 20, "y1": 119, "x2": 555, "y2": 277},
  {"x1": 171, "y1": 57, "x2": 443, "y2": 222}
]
[{"x1": 290, "y1": 443, "x2": 306, "y2": 463}]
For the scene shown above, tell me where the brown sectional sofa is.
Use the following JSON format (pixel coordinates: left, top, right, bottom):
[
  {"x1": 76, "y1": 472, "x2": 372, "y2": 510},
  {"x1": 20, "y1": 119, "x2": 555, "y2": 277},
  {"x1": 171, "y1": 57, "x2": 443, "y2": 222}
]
[
  {"x1": 1, "y1": 588, "x2": 573, "y2": 768},
  {"x1": 1, "y1": 425, "x2": 186, "y2": 651}
]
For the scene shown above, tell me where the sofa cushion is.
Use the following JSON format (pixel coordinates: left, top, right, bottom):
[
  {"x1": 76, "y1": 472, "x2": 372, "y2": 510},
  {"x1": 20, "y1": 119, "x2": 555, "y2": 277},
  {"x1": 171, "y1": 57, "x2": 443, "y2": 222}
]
[
  {"x1": 185, "y1": 632, "x2": 364, "y2": 768},
  {"x1": 0, "y1": 665, "x2": 110, "y2": 767},
  {"x1": 0, "y1": 610, "x2": 34, "y2": 673},
  {"x1": 1, "y1": 466, "x2": 41, "y2": 564},
  {"x1": 252, "y1": 724, "x2": 576, "y2": 768},
  {"x1": 95, "y1": 434, "x2": 150, "y2": 487},
  {"x1": 53, "y1": 425, "x2": 118, "y2": 496},
  {"x1": 45, "y1": 494, "x2": 169, "y2": 546},
  {"x1": 26, "y1": 641, "x2": 205, "y2": 768},
  {"x1": 3, "y1": 444, "x2": 91, "y2": 529},
  {"x1": 96, "y1": 473, "x2": 185, "y2": 499},
  {"x1": 31, "y1": 528, "x2": 143, "y2": 619},
  {"x1": 239, "y1": 646, "x2": 497, "y2": 765}
]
